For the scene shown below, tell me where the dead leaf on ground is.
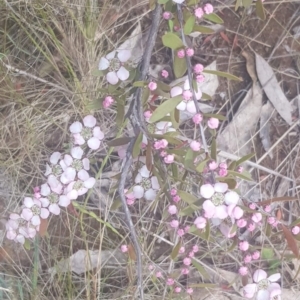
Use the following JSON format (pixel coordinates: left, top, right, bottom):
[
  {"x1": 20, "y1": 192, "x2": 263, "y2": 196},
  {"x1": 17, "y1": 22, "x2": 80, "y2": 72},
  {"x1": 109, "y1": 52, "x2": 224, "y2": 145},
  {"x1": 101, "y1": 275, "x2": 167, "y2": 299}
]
[{"x1": 255, "y1": 53, "x2": 293, "y2": 125}]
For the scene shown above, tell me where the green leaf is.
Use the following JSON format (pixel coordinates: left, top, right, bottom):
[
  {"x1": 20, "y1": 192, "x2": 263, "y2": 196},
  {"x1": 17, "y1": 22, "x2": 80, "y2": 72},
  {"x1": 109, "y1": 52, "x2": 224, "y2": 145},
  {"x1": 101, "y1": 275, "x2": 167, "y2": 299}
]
[
  {"x1": 158, "y1": 0, "x2": 168, "y2": 3},
  {"x1": 211, "y1": 138, "x2": 217, "y2": 160},
  {"x1": 179, "y1": 205, "x2": 198, "y2": 216},
  {"x1": 107, "y1": 137, "x2": 131, "y2": 147},
  {"x1": 184, "y1": 16, "x2": 196, "y2": 35},
  {"x1": 191, "y1": 259, "x2": 210, "y2": 280},
  {"x1": 142, "y1": 87, "x2": 150, "y2": 105},
  {"x1": 193, "y1": 25, "x2": 215, "y2": 34},
  {"x1": 174, "y1": 54, "x2": 187, "y2": 78},
  {"x1": 170, "y1": 107, "x2": 180, "y2": 129},
  {"x1": 243, "y1": 0, "x2": 253, "y2": 8},
  {"x1": 149, "y1": 95, "x2": 183, "y2": 123},
  {"x1": 187, "y1": 0, "x2": 198, "y2": 5},
  {"x1": 262, "y1": 248, "x2": 274, "y2": 260},
  {"x1": 201, "y1": 92, "x2": 212, "y2": 100},
  {"x1": 235, "y1": 0, "x2": 243, "y2": 10},
  {"x1": 177, "y1": 190, "x2": 198, "y2": 204},
  {"x1": 171, "y1": 241, "x2": 181, "y2": 260},
  {"x1": 157, "y1": 81, "x2": 171, "y2": 92},
  {"x1": 133, "y1": 81, "x2": 146, "y2": 87},
  {"x1": 227, "y1": 170, "x2": 253, "y2": 181},
  {"x1": 92, "y1": 68, "x2": 104, "y2": 76},
  {"x1": 132, "y1": 133, "x2": 143, "y2": 158},
  {"x1": 203, "y1": 13, "x2": 224, "y2": 24},
  {"x1": 236, "y1": 153, "x2": 255, "y2": 165},
  {"x1": 217, "y1": 177, "x2": 237, "y2": 189},
  {"x1": 256, "y1": 0, "x2": 265, "y2": 20},
  {"x1": 228, "y1": 161, "x2": 237, "y2": 170},
  {"x1": 184, "y1": 148, "x2": 195, "y2": 169},
  {"x1": 162, "y1": 33, "x2": 184, "y2": 50},
  {"x1": 203, "y1": 69, "x2": 242, "y2": 81},
  {"x1": 204, "y1": 113, "x2": 226, "y2": 121},
  {"x1": 116, "y1": 101, "x2": 124, "y2": 127},
  {"x1": 24, "y1": 239, "x2": 31, "y2": 250},
  {"x1": 196, "y1": 159, "x2": 208, "y2": 173}
]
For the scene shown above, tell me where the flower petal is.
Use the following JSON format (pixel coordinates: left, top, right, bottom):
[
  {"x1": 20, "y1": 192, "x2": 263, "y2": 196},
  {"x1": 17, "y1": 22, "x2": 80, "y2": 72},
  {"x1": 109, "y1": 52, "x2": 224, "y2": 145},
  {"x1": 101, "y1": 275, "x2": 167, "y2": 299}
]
[
  {"x1": 31, "y1": 215, "x2": 41, "y2": 226},
  {"x1": 170, "y1": 86, "x2": 183, "y2": 98},
  {"x1": 82, "y1": 158, "x2": 90, "y2": 170},
  {"x1": 214, "y1": 205, "x2": 228, "y2": 219},
  {"x1": 200, "y1": 184, "x2": 215, "y2": 199},
  {"x1": 84, "y1": 177, "x2": 96, "y2": 188},
  {"x1": 69, "y1": 122, "x2": 83, "y2": 134},
  {"x1": 144, "y1": 189, "x2": 156, "y2": 201},
  {"x1": 135, "y1": 173, "x2": 143, "y2": 184},
  {"x1": 71, "y1": 146, "x2": 83, "y2": 159},
  {"x1": 59, "y1": 195, "x2": 70, "y2": 207},
  {"x1": 133, "y1": 185, "x2": 144, "y2": 199},
  {"x1": 98, "y1": 57, "x2": 110, "y2": 70},
  {"x1": 151, "y1": 176, "x2": 160, "y2": 190},
  {"x1": 83, "y1": 115, "x2": 96, "y2": 128},
  {"x1": 24, "y1": 197, "x2": 34, "y2": 208},
  {"x1": 48, "y1": 175, "x2": 60, "y2": 188},
  {"x1": 214, "y1": 182, "x2": 228, "y2": 193},
  {"x1": 44, "y1": 164, "x2": 52, "y2": 176},
  {"x1": 40, "y1": 208, "x2": 50, "y2": 219},
  {"x1": 268, "y1": 273, "x2": 281, "y2": 282},
  {"x1": 117, "y1": 49, "x2": 131, "y2": 62},
  {"x1": 73, "y1": 133, "x2": 85, "y2": 145},
  {"x1": 106, "y1": 50, "x2": 116, "y2": 60},
  {"x1": 40, "y1": 197, "x2": 50, "y2": 207},
  {"x1": 253, "y1": 269, "x2": 267, "y2": 282},
  {"x1": 49, "y1": 204, "x2": 60, "y2": 215},
  {"x1": 93, "y1": 127, "x2": 104, "y2": 140},
  {"x1": 87, "y1": 137, "x2": 101, "y2": 150},
  {"x1": 64, "y1": 154, "x2": 73, "y2": 166},
  {"x1": 176, "y1": 101, "x2": 186, "y2": 111},
  {"x1": 78, "y1": 187, "x2": 88, "y2": 196},
  {"x1": 117, "y1": 66, "x2": 129, "y2": 81},
  {"x1": 224, "y1": 191, "x2": 240, "y2": 206},
  {"x1": 140, "y1": 165, "x2": 150, "y2": 178},
  {"x1": 78, "y1": 169, "x2": 89, "y2": 181},
  {"x1": 50, "y1": 152, "x2": 61, "y2": 164},
  {"x1": 106, "y1": 71, "x2": 119, "y2": 85},
  {"x1": 60, "y1": 168, "x2": 76, "y2": 184},
  {"x1": 257, "y1": 290, "x2": 269, "y2": 300},
  {"x1": 67, "y1": 190, "x2": 78, "y2": 200},
  {"x1": 202, "y1": 200, "x2": 216, "y2": 218},
  {"x1": 16, "y1": 235, "x2": 25, "y2": 244},
  {"x1": 243, "y1": 284, "x2": 257, "y2": 297},
  {"x1": 51, "y1": 183, "x2": 63, "y2": 194},
  {"x1": 186, "y1": 101, "x2": 196, "y2": 114},
  {"x1": 40, "y1": 183, "x2": 51, "y2": 196}
]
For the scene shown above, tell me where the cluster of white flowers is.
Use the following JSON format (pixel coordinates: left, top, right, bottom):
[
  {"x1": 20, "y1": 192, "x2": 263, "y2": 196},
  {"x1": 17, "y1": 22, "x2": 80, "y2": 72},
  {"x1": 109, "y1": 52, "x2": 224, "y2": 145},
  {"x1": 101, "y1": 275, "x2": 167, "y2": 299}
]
[{"x1": 6, "y1": 115, "x2": 103, "y2": 244}]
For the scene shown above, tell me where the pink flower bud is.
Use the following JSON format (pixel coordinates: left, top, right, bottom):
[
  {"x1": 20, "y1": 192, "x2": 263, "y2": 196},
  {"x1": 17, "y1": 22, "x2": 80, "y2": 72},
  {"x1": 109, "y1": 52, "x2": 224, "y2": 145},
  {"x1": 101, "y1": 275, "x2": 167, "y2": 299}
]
[
  {"x1": 168, "y1": 205, "x2": 177, "y2": 215},
  {"x1": 244, "y1": 254, "x2": 252, "y2": 263},
  {"x1": 219, "y1": 162, "x2": 227, "y2": 169},
  {"x1": 179, "y1": 246, "x2": 185, "y2": 254},
  {"x1": 192, "y1": 113, "x2": 203, "y2": 124},
  {"x1": 170, "y1": 188, "x2": 177, "y2": 196},
  {"x1": 181, "y1": 268, "x2": 189, "y2": 275},
  {"x1": 207, "y1": 117, "x2": 219, "y2": 129},
  {"x1": 249, "y1": 203, "x2": 256, "y2": 210},
  {"x1": 166, "y1": 278, "x2": 174, "y2": 286},
  {"x1": 186, "y1": 288, "x2": 193, "y2": 295},
  {"x1": 160, "y1": 150, "x2": 167, "y2": 157},
  {"x1": 175, "y1": 287, "x2": 181, "y2": 293},
  {"x1": 185, "y1": 48, "x2": 194, "y2": 57},
  {"x1": 203, "y1": 3, "x2": 214, "y2": 14},
  {"x1": 182, "y1": 90, "x2": 192, "y2": 100},
  {"x1": 268, "y1": 216, "x2": 276, "y2": 225},
  {"x1": 103, "y1": 96, "x2": 114, "y2": 109},
  {"x1": 239, "y1": 241, "x2": 249, "y2": 251},
  {"x1": 194, "y1": 7, "x2": 204, "y2": 18},
  {"x1": 208, "y1": 161, "x2": 218, "y2": 170},
  {"x1": 264, "y1": 205, "x2": 271, "y2": 212},
  {"x1": 188, "y1": 251, "x2": 194, "y2": 258},
  {"x1": 192, "y1": 245, "x2": 199, "y2": 252},
  {"x1": 164, "y1": 154, "x2": 174, "y2": 164},
  {"x1": 292, "y1": 226, "x2": 300, "y2": 235},
  {"x1": 163, "y1": 11, "x2": 172, "y2": 20},
  {"x1": 252, "y1": 213, "x2": 262, "y2": 223},
  {"x1": 177, "y1": 228, "x2": 185, "y2": 237},
  {"x1": 183, "y1": 257, "x2": 192, "y2": 266},
  {"x1": 247, "y1": 222, "x2": 256, "y2": 232},
  {"x1": 239, "y1": 266, "x2": 248, "y2": 276},
  {"x1": 148, "y1": 81, "x2": 157, "y2": 91},
  {"x1": 121, "y1": 245, "x2": 128, "y2": 252},
  {"x1": 170, "y1": 220, "x2": 179, "y2": 228},
  {"x1": 218, "y1": 168, "x2": 228, "y2": 177},
  {"x1": 184, "y1": 225, "x2": 190, "y2": 233},
  {"x1": 173, "y1": 195, "x2": 181, "y2": 203},
  {"x1": 161, "y1": 69, "x2": 169, "y2": 78},
  {"x1": 193, "y1": 63, "x2": 204, "y2": 74},
  {"x1": 190, "y1": 140, "x2": 201, "y2": 151},
  {"x1": 252, "y1": 251, "x2": 260, "y2": 260},
  {"x1": 177, "y1": 49, "x2": 185, "y2": 58},
  {"x1": 194, "y1": 216, "x2": 207, "y2": 229},
  {"x1": 196, "y1": 74, "x2": 205, "y2": 83},
  {"x1": 237, "y1": 166, "x2": 243, "y2": 173},
  {"x1": 144, "y1": 110, "x2": 152, "y2": 119},
  {"x1": 232, "y1": 206, "x2": 244, "y2": 219},
  {"x1": 148, "y1": 264, "x2": 154, "y2": 270},
  {"x1": 237, "y1": 218, "x2": 247, "y2": 228},
  {"x1": 156, "y1": 271, "x2": 162, "y2": 278}
]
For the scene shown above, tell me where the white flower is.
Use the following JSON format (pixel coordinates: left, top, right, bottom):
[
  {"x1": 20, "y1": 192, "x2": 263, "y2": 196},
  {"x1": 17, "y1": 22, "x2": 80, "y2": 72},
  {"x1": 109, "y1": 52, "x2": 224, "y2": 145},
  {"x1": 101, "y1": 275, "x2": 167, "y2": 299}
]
[
  {"x1": 170, "y1": 79, "x2": 202, "y2": 114},
  {"x1": 70, "y1": 115, "x2": 104, "y2": 150},
  {"x1": 98, "y1": 49, "x2": 131, "y2": 85},
  {"x1": 45, "y1": 152, "x2": 64, "y2": 177},
  {"x1": 133, "y1": 165, "x2": 160, "y2": 201},
  {"x1": 173, "y1": 0, "x2": 185, "y2": 3},
  {"x1": 66, "y1": 170, "x2": 96, "y2": 200}
]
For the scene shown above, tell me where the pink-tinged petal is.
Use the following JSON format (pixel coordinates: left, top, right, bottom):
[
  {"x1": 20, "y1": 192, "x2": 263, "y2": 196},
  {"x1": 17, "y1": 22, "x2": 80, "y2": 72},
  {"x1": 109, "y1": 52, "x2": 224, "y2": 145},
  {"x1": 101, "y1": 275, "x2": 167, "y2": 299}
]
[
  {"x1": 257, "y1": 290, "x2": 269, "y2": 300},
  {"x1": 59, "y1": 195, "x2": 71, "y2": 207},
  {"x1": 214, "y1": 182, "x2": 228, "y2": 193},
  {"x1": 135, "y1": 173, "x2": 143, "y2": 184},
  {"x1": 144, "y1": 189, "x2": 157, "y2": 201},
  {"x1": 186, "y1": 101, "x2": 197, "y2": 114},
  {"x1": 106, "y1": 50, "x2": 116, "y2": 60},
  {"x1": 67, "y1": 190, "x2": 78, "y2": 200},
  {"x1": 84, "y1": 177, "x2": 96, "y2": 188},
  {"x1": 220, "y1": 223, "x2": 236, "y2": 238},
  {"x1": 151, "y1": 176, "x2": 160, "y2": 190},
  {"x1": 200, "y1": 184, "x2": 215, "y2": 199},
  {"x1": 214, "y1": 205, "x2": 228, "y2": 219},
  {"x1": 9, "y1": 213, "x2": 20, "y2": 220},
  {"x1": 40, "y1": 183, "x2": 51, "y2": 196},
  {"x1": 60, "y1": 168, "x2": 76, "y2": 184},
  {"x1": 117, "y1": 66, "x2": 129, "y2": 81},
  {"x1": 156, "y1": 121, "x2": 169, "y2": 130},
  {"x1": 16, "y1": 235, "x2": 25, "y2": 244},
  {"x1": 233, "y1": 206, "x2": 244, "y2": 219},
  {"x1": 49, "y1": 204, "x2": 60, "y2": 215},
  {"x1": 227, "y1": 204, "x2": 235, "y2": 218},
  {"x1": 24, "y1": 197, "x2": 34, "y2": 208},
  {"x1": 93, "y1": 127, "x2": 104, "y2": 140},
  {"x1": 195, "y1": 89, "x2": 202, "y2": 100},
  {"x1": 106, "y1": 71, "x2": 119, "y2": 85},
  {"x1": 31, "y1": 215, "x2": 41, "y2": 226},
  {"x1": 77, "y1": 187, "x2": 88, "y2": 196},
  {"x1": 253, "y1": 269, "x2": 267, "y2": 282},
  {"x1": 224, "y1": 191, "x2": 240, "y2": 206},
  {"x1": 202, "y1": 200, "x2": 216, "y2": 218},
  {"x1": 268, "y1": 283, "x2": 280, "y2": 291},
  {"x1": 83, "y1": 115, "x2": 96, "y2": 128},
  {"x1": 87, "y1": 137, "x2": 101, "y2": 150},
  {"x1": 33, "y1": 199, "x2": 42, "y2": 208},
  {"x1": 82, "y1": 158, "x2": 90, "y2": 170},
  {"x1": 64, "y1": 154, "x2": 73, "y2": 166},
  {"x1": 21, "y1": 208, "x2": 33, "y2": 221},
  {"x1": 19, "y1": 227, "x2": 28, "y2": 238},
  {"x1": 268, "y1": 273, "x2": 281, "y2": 282},
  {"x1": 243, "y1": 284, "x2": 257, "y2": 297},
  {"x1": 40, "y1": 197, "x2": 49, "y2": 207},
  {"x1": 6, "y1": 220, "x2": 18, "y2": 230},
  {"x1": 27, "y1": 228, "x2": 36, "y2": 238},
  {"x1": 170, "y1": 86, "x2": 183, "y2": 98},
  {"x1": 71, "y1": 146, "x2": 83, "y2": 159},
  {"x1": 69, "y1": 122, "x2": 83, "y2": 134},
  {"x1": 98, "y1": 57, "x2": 110, "y2": 70},
  {"x1": 6, "y1": 229, "x2": 17, "y2": 240},
  {"x1": 73, "y1": 133, "x2": 85, "y2": 145},
  {"x1": 50, "y1": 152, "x2": 61, "y2": 164},
  {"x1": 45, "y1": 164, "x2": 52, "y2": 176},
  {"x1": 51, "y1": 183, "x2": 63, "y2": 194},
  {"x1": 60, "y1": 159, "x2": 67, "y2": 170},
  {"x1": 78, "y1": 169, "x2": 89, "y2": 181},
  {"x1": 66, "y1": 182, "x2": 75, "y2": 193},
  {"x1": 117, "y1": 49, "x2": 131, "y2": 62},
  {"x1": 140, "y1": 165, "x2": 150, "y2": 178},
  {"x1": 183, "y1": 79, "x2": 191, "y2": 90},
  {"x1": 176, "y1": 101, "x2": 186, "y2": 111},
  {"x1": 269, "y1": 286, "x2": 281, "y2": 298},
  {"x1": 40, "y1": 208, "x2": 50, "y2": 219},
  {"x1": 133, "y1": 185, "x2": 144, "y2": 199},
  {"x1": 48, "y1": 175, "x2": 60, "y2": 188}
]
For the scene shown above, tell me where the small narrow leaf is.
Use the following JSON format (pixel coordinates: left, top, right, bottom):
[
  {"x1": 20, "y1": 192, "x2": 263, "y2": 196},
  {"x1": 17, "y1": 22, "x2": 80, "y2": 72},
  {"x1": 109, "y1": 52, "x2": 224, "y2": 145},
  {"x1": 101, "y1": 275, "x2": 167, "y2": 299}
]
[
  {"x1": 162, "y1": 32, "x2": 184, "y2": 49},
  {"x1": 184, "y1": 16, "x2": 196, "y2": 35},
  {"x1": 227, "y1": 170, "x2": 253, "y2": 181},
  {"x1": 235, "y1": 0, "x2": 243, "y2": 10},
  {"x1": 177, "y1": 190, "x2": 198, "y2": 204},
  {"x1": 203, "y1": 13, "x2": 224, "y2": 24},
  {"x1": 236, "y1": 153, "x2": 255, "y2": 165},
  {"x1": 281, "y1": 224, "x2": 299, "y2": 258},
  {"x1": 217, "y1": 177, "x2": 237, "y2": 189},
  {"x1": 174, "y1": 55, "x2": 187, "y2": 78},
  {"x1": 133, "y1": 81, "x2": 146, "y2": 87},
  {"x1": 158, "y1": 0, "x2": 168, "y2": 3},
  {"x1": 107, "y1": 137, "x2": 131, "y2": 147},
  {"x1": 203, "y1": 69, "x2": 242, "y2": 81},
  {"x1": 256, "y1": 0, "x2": 266, "y2": 20},
  {"x1": 171, "y1": 241, "x2": 181, "y2": 260},
  {"x1": 192, "y1": 259, "x2": 210, "y2": 280},
  {"x1": 179, "y1": 205, "x2": 198, "y2": 216},
  {"x1": 201, "y1": 92, "x2": 212, "y2": 100},
  {"x1": 116, "y1": 101, "x2": 124, "y2": 127},
  {"x1": 193, "y1": 25, "x2": 214, "y2": 34},
  {"x1": 149, "y1": 95, "x2": 183, "y2": 123},
  {"x1": 146, "y1": 142, "x2": 153, "y2": 171},
  {"x1": 184, "y1": 148, "x2": 194, "y2": 169},
  {"x1": 132, "y1": 133, "x2": 143, "y2": 158},
  {"x1": 196, "y1": 159, "x2": 208, "y2": 173},
  {"x1": 211, "y1": 138, "x2": 217, "y2": 160},
  {"x1": 24, "y1": 239, "x2": 31, "y2": 250},
  {"x1": 256, "y1": 196, "x2": 298, "y2": 207}
]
